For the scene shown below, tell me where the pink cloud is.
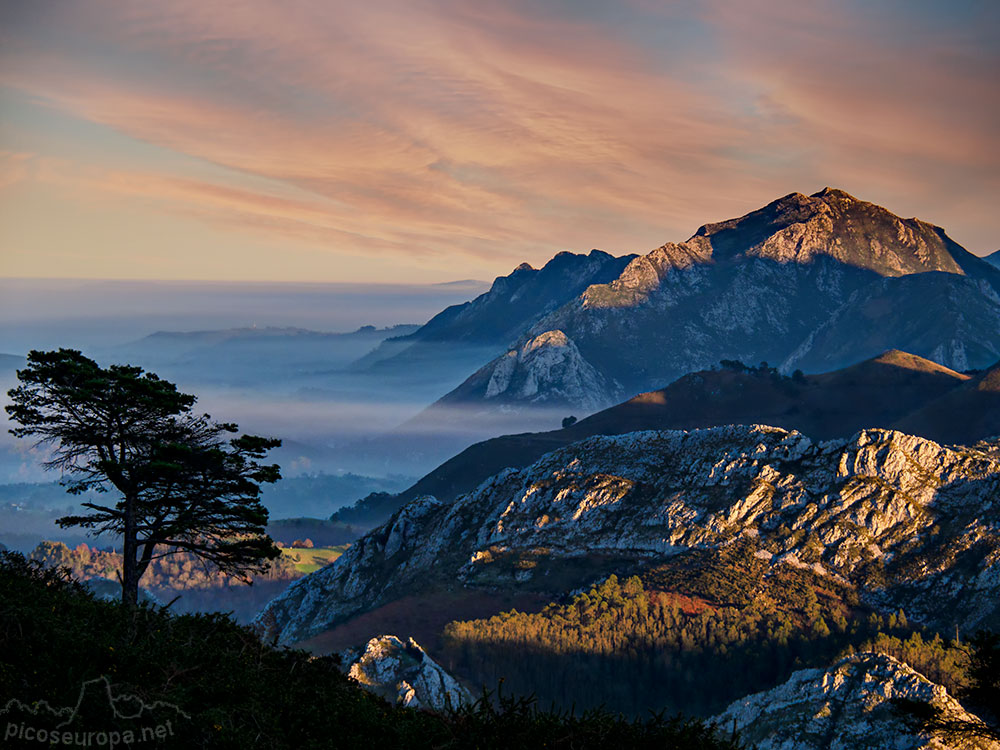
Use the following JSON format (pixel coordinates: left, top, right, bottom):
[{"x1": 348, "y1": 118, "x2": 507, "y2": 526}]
[{"x1": 1, "y1": 0, "x2": 997, "y2": 280}]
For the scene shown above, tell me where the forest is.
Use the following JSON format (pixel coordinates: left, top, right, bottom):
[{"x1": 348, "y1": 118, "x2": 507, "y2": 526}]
[
  {"x1": 441, "y1": 543, "x2": 969, "y2": 716},
  {"x1": 29, "y1": 539, "x2": 301, "y2": 590}
]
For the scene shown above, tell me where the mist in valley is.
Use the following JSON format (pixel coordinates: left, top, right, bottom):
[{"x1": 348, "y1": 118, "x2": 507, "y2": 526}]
[{"x1": 0, "y1": 277, "x2": 518, "y2": 551}]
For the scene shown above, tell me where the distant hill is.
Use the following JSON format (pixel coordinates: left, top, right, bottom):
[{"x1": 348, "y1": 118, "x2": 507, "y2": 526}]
[
  {"x1": 115, "y1": 324, "x2": 418, "y2": 373},
  {"x1": 426, "y1": 188, "x2": 1000, "y2": 419},
  {"x1": 334, "y1": 350, "x2": 999, "y2": 524},
  {"x1": 352, "y1": 250, "x2": 634, "y2": 375},
  {"x1": 101, "y1": 324, "x2": 421, "y2": 397}
]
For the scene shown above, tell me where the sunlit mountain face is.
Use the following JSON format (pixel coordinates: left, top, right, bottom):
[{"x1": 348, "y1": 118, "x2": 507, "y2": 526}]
[{"x1": 2, "y1": 3, "x2": 998, "y2": 747}]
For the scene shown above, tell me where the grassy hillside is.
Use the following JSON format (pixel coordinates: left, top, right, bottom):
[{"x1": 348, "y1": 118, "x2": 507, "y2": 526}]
[{"x1": 281, "y1": 545, "x2": 349, "y2": 574}]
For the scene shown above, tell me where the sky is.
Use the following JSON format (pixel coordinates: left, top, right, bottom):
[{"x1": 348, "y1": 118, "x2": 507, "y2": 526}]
[{"x1": 0, "y1": 0, "x2": 997, "y2": 284}]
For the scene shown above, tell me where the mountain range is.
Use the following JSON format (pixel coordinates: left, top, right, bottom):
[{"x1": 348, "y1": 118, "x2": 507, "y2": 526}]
[
  {"x1": 110, "y1": 324, "x2": 419, "y2": 386},
  {"x1": 417, "y1": 188, "x2": 1000, "y2": 423},
  {"x1": 333, "y1": 349, "x2": 1000, "y2": 527},
  {"x1": 354, "y1": 250, "x2": 634, "y2": 375},
  {"x1": 261, "y1": 425, "x2": 1000, "y2": 644},
  {"x1": 242, "y1": 187, "x2": 1000, "y2": 745},
  {"x1": 257, "y1": 422, "x2": 1000, "y2": 728}
]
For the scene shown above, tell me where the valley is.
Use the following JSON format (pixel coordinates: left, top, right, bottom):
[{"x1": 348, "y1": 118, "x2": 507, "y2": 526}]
[
  {"x1": 5, "y1": 189, "x2": 1000, "y2": 748},
  {"x1": 5, "y1": 4, "x2": 999, "y2": 745}
]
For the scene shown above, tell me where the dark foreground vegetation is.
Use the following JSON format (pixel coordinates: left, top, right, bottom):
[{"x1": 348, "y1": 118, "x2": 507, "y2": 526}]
[
  {"x1": 441, "y1": 544, "x2": 972, "y2": 717},
  {"x1": 0, "y1": 552, "x2": 741, "y2": 749}
]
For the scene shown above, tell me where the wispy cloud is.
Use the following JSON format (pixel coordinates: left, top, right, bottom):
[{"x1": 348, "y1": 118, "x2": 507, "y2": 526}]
[{"x1": 1, "y1": 0, "x2": 997, "y2": 281}]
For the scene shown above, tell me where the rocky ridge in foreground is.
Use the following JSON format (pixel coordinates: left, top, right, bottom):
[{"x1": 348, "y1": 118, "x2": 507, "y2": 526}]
[
  {"x1": 257, "y1": 425, "x2": 1000, "y2": 645},
  {"x1": 715, "y1": 652, "x2": 997, "y2": 750},
  {"x1": 340, "y1": 635, "x2": 470, "y2": 711}
]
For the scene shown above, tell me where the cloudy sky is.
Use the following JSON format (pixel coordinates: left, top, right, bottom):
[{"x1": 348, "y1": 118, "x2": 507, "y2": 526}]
[{"x1": 1, "y1": 0, "x2": 997, "y2": 283}]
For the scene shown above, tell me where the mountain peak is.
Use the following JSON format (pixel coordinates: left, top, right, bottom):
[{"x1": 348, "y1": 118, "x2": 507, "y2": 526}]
[
  {"x1": 811, "y1": 186, "x2": 857, "y2": 201},
  {"x1": 513, "y1": 262, "x2": 535, "y2": 272},
  {"x1": 482, "y1": 329, "x2": 619, "y2": 409},
  {"x1": 688, "y1": 187, "x2": 968, "y2": 275}
]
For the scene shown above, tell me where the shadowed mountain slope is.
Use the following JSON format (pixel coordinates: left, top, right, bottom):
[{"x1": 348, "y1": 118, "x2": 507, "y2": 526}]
[
  {"x1": 344, "y1": 351, "x2": 995, "y2": 519},
  {"x1": 353, "y1": 249, "x2": 634, "y2": 374},
  {"x1": 893, "y1": 359, "x2": 1000, "y2": 445}
]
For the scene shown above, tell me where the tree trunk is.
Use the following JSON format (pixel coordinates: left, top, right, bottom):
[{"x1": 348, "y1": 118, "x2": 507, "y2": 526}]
[{"x1": 121, "y1": 493, "x2": 139, "y2": 607}]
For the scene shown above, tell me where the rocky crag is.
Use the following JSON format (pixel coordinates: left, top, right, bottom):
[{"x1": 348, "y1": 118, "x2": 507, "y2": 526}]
[
  {"x1": 340, "y1": 635, "x2": 470, "y2": 711},
  {"x1": 715, "y1": 652, "x2": 997, "y2": 750},
  {"x1": 258, "y1": 425, "x2": 1000, "y2": 645}
]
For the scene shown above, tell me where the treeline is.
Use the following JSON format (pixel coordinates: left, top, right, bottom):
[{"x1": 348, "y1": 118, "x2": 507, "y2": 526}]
[
  {"x1": 441, "y1": 573, "x2": 967, "y2": 717},
  {"x1": 30, "y1": 540, "x2": 300, "y2": 590},
  {"x1": 330, "y1": 491, "x2": 404, "y2": 529},
  {"x1": 718, "y1": 359, "x2": 806, "y2": 383}
]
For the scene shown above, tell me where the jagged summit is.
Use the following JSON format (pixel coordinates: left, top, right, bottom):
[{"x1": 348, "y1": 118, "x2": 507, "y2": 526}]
[
  {"x1": 451, "y1": 328, "x2": 620, "y2": 411},
  {"x1": 689, "y1": 186, "x2": 970, "y2": 275},
  {"x1": 358, "y1": 247, "x2": 634, "y2": 355},
  {"x1": 812, "y1": 186, "x2": 853, "y2": 199},
  {"x1": 425, "y1": 187, "x2": 1000, "y2": 415}
]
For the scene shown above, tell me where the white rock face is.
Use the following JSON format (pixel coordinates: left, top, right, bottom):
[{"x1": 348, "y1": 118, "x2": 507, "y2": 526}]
[
  {"x1": 715, "y1": 652, "x2": 997, "y2": 750},
  {"x1": 483, "y1": 329, "x2": 619, "y2": 410},
  {"x1": 255, "y1": 425, "x2": 1000, "y2": 645},
  {"x1": 341, "y1": 635, "x2": 470, "y2": 711}
]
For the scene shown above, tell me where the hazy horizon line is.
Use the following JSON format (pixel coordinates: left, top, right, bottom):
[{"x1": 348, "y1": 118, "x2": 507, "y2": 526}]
[{"x1": 0, "y1": 275, "x2": 492, "y2": 288}]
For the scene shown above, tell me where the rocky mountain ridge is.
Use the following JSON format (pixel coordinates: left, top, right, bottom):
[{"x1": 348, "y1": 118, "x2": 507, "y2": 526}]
[
  {"x1": 340, "y1": 635, "x2": 470, "y2": 711},
  {"x1": 258, "y1": 424, "x2": 1000, "y2": 646},
  {"x1": 337, "y1": 349, "x2": 1000, "y2": 526},
  {"x1": 715, "y1": 652, "x2": 998, "y2": 750},
  {"x1": 427, "y1": 188, "x2": 1000, "y2": 416},
  {"x1": 354, "y1": 249, "x2": 633, "y2": 374},
  {"x1": 340, "y1": 636, "x2": 994, "y2": 749},
  {"x1": 449, "y1": 329, "x2": 622, "y2": 410}
]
